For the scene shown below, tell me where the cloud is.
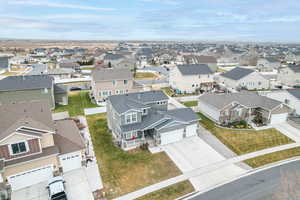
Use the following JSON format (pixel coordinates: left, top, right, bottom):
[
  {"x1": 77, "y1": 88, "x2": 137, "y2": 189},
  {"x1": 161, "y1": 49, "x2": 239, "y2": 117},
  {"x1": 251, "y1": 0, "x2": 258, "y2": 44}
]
[
  {"x1": 141, "y1": 0, "x2": 180, "y2": 5},
  {"x1": 8, "y1": 0, "x2": 115, "y2": 11}
]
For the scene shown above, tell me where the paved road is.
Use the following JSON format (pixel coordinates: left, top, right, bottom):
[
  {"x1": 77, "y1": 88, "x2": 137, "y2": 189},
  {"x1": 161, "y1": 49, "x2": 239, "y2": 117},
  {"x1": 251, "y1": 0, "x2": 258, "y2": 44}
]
[{"x1": 191, "y1": 160, "x2": 300, "y2": 200}]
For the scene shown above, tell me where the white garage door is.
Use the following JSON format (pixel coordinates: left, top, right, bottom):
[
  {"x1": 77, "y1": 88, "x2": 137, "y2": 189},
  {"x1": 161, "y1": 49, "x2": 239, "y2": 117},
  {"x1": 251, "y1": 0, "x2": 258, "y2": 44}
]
[
  {"x1": 270, "y1": 113, "x2": 288, "y2": 125},
  {"x1": 185, "y1": 124, "x2": 198, "y2": 137},
  {"x1": 60, "y1": 152, "x2": 82, "y2": 173},
  {"x1": 161, "y1": 129, "x2": 183, "y2": 145},
  {"x1": 8, "y1": 165, "x2": 53, "y2": 191}
]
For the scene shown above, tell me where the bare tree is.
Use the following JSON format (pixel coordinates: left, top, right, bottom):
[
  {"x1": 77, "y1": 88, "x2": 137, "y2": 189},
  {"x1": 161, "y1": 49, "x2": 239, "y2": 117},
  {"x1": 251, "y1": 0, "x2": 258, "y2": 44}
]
[{"x1": 273, "y1": 169, "x2": 300, "y2": 200}]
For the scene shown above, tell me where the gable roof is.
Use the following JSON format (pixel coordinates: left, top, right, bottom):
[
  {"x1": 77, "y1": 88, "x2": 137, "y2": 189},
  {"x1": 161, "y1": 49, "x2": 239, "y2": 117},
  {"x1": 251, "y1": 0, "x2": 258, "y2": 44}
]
[
  {"x1": 287, "y1": 89, "x2": 300, "y2": 100},
  {"x1": 221, "y1": 67, "x2": 254, "y2": 80},
  {"x1": 0, "y1": 101, "x2": 55, "y2": 141},
  {"x1": 54, "y1": 120, "x2": 85, "y2": 154},
  {"x1": 108, "y1": 90, "x2": 168, "y2": 114},
  {"x1": 92, "y1": 68, "x2": 133, "y2": 82},
  {"x1": 199, "y1": 92, "x2": 282, "y2": 111},
  {"x1": 0, "y1": 75, "x2": 53, "y2": 92},
  {"x1": 265, "y1": 57, "x2": 280, "y2": 63},
  {"x1": 176, "y1": 64, "x2": 213, "y2": 76},
  {"x1": 195, "y1": 55, "x2": 217, "y2": 63},
  {"x1": 104, "y1": 53, "x2": 125, "y2": 60}
]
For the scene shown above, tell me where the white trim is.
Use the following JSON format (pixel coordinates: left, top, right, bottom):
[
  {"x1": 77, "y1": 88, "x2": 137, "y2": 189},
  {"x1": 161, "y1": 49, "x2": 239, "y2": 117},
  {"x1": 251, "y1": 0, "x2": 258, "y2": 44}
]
[{"x1": 8, "y1": 140, "x2": 30, "y2": 156}]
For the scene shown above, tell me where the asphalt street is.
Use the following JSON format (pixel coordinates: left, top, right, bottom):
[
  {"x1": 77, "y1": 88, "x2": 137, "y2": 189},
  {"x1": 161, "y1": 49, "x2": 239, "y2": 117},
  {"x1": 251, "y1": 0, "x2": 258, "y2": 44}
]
[{"x1": 191, "y1": 160, "x2": 300, "y2": 200}]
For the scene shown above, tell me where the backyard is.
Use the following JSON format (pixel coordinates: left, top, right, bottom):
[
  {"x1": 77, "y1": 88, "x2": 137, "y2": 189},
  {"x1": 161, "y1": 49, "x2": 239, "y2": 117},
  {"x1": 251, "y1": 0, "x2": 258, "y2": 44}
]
[
  {"x1": 197, "y1": 112, "x2": 294, "y2": 155},
  {"x1": 86, "y1": 114, "x2": 183, "y2": 199},
  {"x1": 137, "y1": 180, "x2": 194, "y2": 200},
  {"x1": 54, "y1": 91, "x2": 98, "y2": 116},
  {"x1": 134, "y1": 72, "x2": 158, "y2": 79}
]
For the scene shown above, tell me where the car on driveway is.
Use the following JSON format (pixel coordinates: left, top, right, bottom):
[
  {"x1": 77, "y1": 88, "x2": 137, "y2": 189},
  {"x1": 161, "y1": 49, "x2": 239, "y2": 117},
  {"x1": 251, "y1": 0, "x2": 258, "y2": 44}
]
[{"x1": 47, "y1": 176, "x2": 68, "y2": 200}]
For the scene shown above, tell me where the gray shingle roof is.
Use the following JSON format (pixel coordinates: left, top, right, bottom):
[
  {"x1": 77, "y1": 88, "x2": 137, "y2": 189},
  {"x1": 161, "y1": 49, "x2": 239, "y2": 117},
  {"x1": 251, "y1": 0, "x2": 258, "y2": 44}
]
[
  {"x1": 109, "y1": 90, "x2": 168, "y2": 114},
  {"x1": 265, "y1": 57, "x2": 280, "y2": 63},
  {"x1": 166, "y1": 108, "x2": 199, "y2": 122},
  {"x1": 287, "y1": 65, "x2": 300, "y2": 73},
  {"x1": 221, "y1": 67, "x2": 254, "y2": 80},
  {"x1": 104, "y1": 53, "x2": 125, "y2": 60},
  {"x1": 0, "y1": 57, "x2": 9, "y2": 69},
  {"x1": 0, "y1": 75, "x2": 53, "y2": 92},
  {"x1": 92, "y1": 68, "x2": 133, "y2": 82},
  {"x1": 177, "y1": 64, "x2": 213, "y2": 76},
  {"x1": 287, "y1": 89, "x2": 300, "y2": 100},
  {"x1": 199, "y1": 92, "x2": 282, "y2": 111}
]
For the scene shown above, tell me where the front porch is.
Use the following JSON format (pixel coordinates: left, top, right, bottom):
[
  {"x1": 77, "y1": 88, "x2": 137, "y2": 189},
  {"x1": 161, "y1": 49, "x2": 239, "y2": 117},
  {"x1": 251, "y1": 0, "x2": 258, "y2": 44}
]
[{"x1": 122, "y1": 129, "x2": 159, "y2": 150}]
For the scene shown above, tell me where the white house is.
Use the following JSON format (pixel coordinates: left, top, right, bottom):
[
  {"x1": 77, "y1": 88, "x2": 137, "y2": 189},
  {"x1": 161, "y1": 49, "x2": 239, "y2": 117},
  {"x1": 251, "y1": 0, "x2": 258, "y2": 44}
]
[
  {"x1": 277, "y1": 65, "x2": 300, "y2": 86},
  {"x1": 169, "y1": 64, "x2": 214, "y2": 94}
]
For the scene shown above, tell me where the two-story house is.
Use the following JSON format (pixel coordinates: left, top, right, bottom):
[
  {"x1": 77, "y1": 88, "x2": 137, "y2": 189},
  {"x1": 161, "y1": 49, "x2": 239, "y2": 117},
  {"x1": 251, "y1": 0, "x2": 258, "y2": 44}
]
[
  {"x1": 106, "y1": 90, "x2": 199, "y2": 150},
  {"x1": 0, "y1": 57, "x2": 9, "y2": 74},
  {"x1": 217, "y1": 67, "x2": 269, "y2": 91},
  {"x1": 91, "y1": 68, "x2": 142, "y2": 103},
  {"x1": 169, "y1": 64, "x2": 214, "y2": 94},
  {"x1": 0, "y1": 75, "x2": 68, "y2": 109},
  {"x1": 0, "y1": 101, "x2": 85, "y2": 194},
  {"x1": 257, "y1": 57, "x2": 281, "y2": 72},
  {"x1": 198, "y1": 92, "x2": 288, "y2": 126},
  {"x1": 277, "y1": 65, "x2": 300, "y2": 86}
]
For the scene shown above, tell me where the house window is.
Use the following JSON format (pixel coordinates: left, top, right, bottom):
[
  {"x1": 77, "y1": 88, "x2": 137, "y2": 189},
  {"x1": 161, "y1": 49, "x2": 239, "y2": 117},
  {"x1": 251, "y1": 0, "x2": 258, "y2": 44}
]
[
  {"x1": 112, "y1": 80, "x2": 116, "y2": 86},
  {"x1": 124, "y1": 80, "x2": 128, "y2": 85},
  {"x1": 125, "y1": 112, "x2": 138, "y2": 124},
  {"x1": 125, "y1": 131, "x2": 138, "y2": 140},
  {"x1": 11, "y1": 142, "x2": 27, "y2": 155},
  {"x1": 192, "y1": 84, "x2": 195, "y2": 87},
  {"x1": 143, "y1": 109, "x2": 148, "y2": 115}
]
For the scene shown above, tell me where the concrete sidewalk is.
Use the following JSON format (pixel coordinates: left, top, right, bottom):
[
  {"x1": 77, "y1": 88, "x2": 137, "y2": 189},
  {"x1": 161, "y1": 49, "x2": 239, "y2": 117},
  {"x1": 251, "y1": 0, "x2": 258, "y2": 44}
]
[
  {"x1": 113, "y1": 142, "x2": 300, "y2": 200},
  {"x1": 273, "y1": 122, "x2": 300, "y2": 142}
]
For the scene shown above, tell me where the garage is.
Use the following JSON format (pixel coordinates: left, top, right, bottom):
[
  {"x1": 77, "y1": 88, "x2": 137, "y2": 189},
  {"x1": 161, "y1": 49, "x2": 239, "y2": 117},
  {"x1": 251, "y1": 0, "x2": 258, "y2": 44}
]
[
  {"x1": 185, "y1": 123, "x2": 198, "y2": 137},
  {"x1": 8, "y1": 165, "x2": 53, "y2": 191},
  {"x1": 160, "y1": 129, "x2": 183, "y2": 145},
  {"x1": 59, "y1": 151, "x2": 82, "y2": 173},
  {"x1": 270, "y1": 113, "x2": 288, "y2": 125}
]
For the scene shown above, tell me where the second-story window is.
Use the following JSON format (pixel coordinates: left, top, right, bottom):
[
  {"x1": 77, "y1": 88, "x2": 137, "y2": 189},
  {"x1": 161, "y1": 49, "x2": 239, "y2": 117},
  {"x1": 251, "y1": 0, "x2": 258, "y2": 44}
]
[
  {"x1": 113, "y1": 80, "x2": 116, "y2": 86},
  {"x1": 11, "y1": 141, "x2": 27, "y2": 155},
  {"x1": 124, "y1": 80, "x2": 128, "y2": 85},
  {"x1": 125, "y1": 112, "x2": 137, "y2": 124}
]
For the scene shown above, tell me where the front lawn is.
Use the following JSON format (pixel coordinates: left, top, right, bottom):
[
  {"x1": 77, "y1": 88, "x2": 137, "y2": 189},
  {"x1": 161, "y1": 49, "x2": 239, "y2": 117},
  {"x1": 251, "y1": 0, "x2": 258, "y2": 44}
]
[
  {"x1": 162, "y1": 87, "x2": 175, "y2": 96},
  {"x1": 245, "y1": 147, "x2": 300, "y2": 168},
  {"x1": 134, "y1": 72, "x2": 157, "y2": 79},
  {"x1": 87, "y1": 114, "x2": 182, "y2": 199},
  {"x1": 137, "y1": 180, "x2": 194, "y2": 200},
  {"x1": 197, "y1": 112, "x2": 294, "y2": 155},
  {"x1": 54, "y1": 91, "x2": 98, "y2": 116},
  {"x1": 183, "y1": 101, "x2": 198, "y2": 107}
]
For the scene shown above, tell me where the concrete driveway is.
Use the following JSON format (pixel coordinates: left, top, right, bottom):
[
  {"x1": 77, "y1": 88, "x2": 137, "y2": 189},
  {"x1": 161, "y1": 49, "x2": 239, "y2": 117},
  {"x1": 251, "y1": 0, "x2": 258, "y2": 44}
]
[
  {"x1": 11, "y1": 168, "x2": 94, "y2": 200},
  {"x1": 163, "y1": 136, "x2": 246, "y2": 190}
]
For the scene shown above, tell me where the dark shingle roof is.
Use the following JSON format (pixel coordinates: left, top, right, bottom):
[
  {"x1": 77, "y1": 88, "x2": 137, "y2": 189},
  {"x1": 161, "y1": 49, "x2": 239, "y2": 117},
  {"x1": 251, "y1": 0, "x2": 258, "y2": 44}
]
[
  {"x1": 287, "y1": 89, "x2": 300, "y2": 100},
  {"x1": 265, "y1": 57, "x2": 280, "y2": 63},
  {"x1": 92, "y1": 68, "x2": 132, "y2": 82},
  {"x1": 221, "y1": 67, "x2": 254, "y2": 80},
  {"x1": 0, "y1": 75, "x2": 53, "y2": 92},
  {"x1": 104, "y1": 53, "x2": 125, "y2": 60},
  {"x1": 287, "y1": 65, "x2": 300, "y2": 73},
  {"x1": 177, "y1": 64, "x2": 213, "y2": 76}
]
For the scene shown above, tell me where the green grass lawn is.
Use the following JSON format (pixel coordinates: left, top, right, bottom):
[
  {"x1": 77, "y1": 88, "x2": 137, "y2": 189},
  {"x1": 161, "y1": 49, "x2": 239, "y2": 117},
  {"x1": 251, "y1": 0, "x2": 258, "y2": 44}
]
[
  {"x1": 245, "y1": 147, "x2": 300, "y2": 168},
  {"x1": 86, "y1": 114, "x2": 182, "y2": 199},
  {"x1": 183, "y1": 101, "x2": 198, "y2": 107},
  {"x1": 54, "y1": 91, "x2": 98, "y2": 116},
  {"x1": 162, "y1": 87, "x2": 175, "y2": 96},
  {"x1": 137, "y1": 180, "x2": 194, "y2": 200},
  {"x1": 197, "y1": 112, "x2": 294, "y2": 155},
  {"x1": 134, "y1": 72, "x2": 158, "y2": 79}
]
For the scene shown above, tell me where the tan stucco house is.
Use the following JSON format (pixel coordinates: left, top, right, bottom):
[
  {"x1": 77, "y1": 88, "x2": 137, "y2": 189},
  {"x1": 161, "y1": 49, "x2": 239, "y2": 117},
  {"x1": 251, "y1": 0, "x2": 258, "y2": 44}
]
[
  {"x1": 91, "y1": 68, "x2": 142, "y2": 103},
  {"x1": 0, "y1": 101, "x2": 85, "y2": 196}
]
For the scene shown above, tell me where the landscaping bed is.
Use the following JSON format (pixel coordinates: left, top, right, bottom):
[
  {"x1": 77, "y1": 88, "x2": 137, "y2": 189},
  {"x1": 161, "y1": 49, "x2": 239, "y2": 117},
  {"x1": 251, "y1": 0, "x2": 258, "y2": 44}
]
[
  {"x1": 182, "y1": 101, "x2": 198, "y2": 107},
  {"x1": 137, "y1": 180, "x2": 194, "y2": 200},
  {"x1": 87, "y1": 114, "x2": 182, "y2": 199},
  {"x1": 197, "y1": 112, "x2": 294, "y2": 155},
  {"x1": 54, "y1": 91, "x2": 98, "y2": 116}
]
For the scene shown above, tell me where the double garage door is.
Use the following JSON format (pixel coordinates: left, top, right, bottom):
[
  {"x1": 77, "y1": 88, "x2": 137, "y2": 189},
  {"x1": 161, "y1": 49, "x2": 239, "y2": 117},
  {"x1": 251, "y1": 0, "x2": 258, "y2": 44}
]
[
  {"x1": 160, "y1": 124, "x2": 198, "y2": 145},
  {"x1": 8, "y1": 165, "x2": 53, "y2": 191},
  {"x1": 59, "y1": 152, "x2": 82, "y2": 173},
  {"x1": 270, "y1": 113, "x2": 288, "y2": 125}
]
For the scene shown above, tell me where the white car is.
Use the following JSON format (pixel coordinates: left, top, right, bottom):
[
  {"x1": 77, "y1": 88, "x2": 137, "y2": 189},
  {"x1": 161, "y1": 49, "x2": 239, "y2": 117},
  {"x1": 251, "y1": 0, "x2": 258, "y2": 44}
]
[{"x1": 47, "y1": 176, "x2": 68, "y2": 200}]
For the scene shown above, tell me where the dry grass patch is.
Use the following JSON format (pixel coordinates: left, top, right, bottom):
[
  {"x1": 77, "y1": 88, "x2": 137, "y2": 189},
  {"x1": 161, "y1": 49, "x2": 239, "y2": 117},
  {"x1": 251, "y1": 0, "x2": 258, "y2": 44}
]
[
  {"x1": 245, "y1": 147, "x2": 300, "y2": 168},
  {"x1": 134, "y1": 72, "x2": 158, "y2": 79},
  {"x1": 137, "y1": 180, "x2": 194, "y2": 200},
  {"x1": 87, "y1": 114, "x2": 181, "y2": 199},
  {"x1": 197, "y1": 112, "x2": 294, "y2": 155}
]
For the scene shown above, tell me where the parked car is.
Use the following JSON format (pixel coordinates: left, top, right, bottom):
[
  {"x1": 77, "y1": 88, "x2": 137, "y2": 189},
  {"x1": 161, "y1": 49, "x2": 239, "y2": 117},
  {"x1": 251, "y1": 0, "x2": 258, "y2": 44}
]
[{"x1": 47, "y1": 176, "x2": 67, "y2": 200}]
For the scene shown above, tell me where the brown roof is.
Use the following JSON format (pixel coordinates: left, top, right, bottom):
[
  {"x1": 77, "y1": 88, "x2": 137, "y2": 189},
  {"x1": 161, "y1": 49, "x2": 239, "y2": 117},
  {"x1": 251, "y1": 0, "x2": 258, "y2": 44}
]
[
  {"x1": 54, "y1": 120, "x2": 85, "y2": 155},
  {"x1": 196, "y1": 55, "x2": 217, "y2": 63},
  {"x1": 0, "y1": 101, "x2": 55, "y2": 141},
  {"x1": 4, "y1": 145, "x2": 59, "y2": 167}
]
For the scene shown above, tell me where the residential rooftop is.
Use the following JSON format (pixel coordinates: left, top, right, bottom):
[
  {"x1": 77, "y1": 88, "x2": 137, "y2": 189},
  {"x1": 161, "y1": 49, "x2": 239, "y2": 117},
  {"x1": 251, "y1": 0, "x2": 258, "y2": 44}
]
[
  {"x1": 92, "y1": 68, "x2": 133, "y2": 82},
  {"x1": 177, "y1": 64, "x2": 213, "y2": 76},
  {"x1": 221, "y1": 67, "x2": 254, "y2": 80}
]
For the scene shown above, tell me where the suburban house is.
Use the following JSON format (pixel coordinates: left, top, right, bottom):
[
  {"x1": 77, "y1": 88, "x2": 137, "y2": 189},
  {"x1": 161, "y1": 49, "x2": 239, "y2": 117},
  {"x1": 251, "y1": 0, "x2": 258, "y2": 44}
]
[
  {"x1": 106, "y1": 91, "x2": 199, "y2": 150},
  {"x1": 257, "y1": 57, "x2": 281, "y2": 72},
  {"x1": 0, "y1": 57, "x2": 9, "y2": 74},
  {"x1": 58, "y1": 60, "x2": 80, "y2": 71},
  {"x1": 262, "y1": 89, "x2": 300, "y2": 116},
  {"x1": 169, "y1": 64, "x2": 214, "y2": 94},
  {"x1": 285, "y1": 52, "x2": 300, "y2": 64},
  {"x1": 183, "y1": 55, "x2": 218, "y2": 72},
  {"x1": 217, "y1": 67, "x2": 269, "y2": 90},
  {"x1": 0, "y1": 101, "x2": 85, "y2": 194},
  {"x1": 0, "y1": 75, "x2": 68, "y2": 109},
  {"x1": 277, "y1": 65, "x2": 300, "y2": 86},
  {"x1": 198, "y1": 92, "x2": 289, "y2": 126},
  {"x1": 91, "y1": 68, "x2": 142, "y2": 103}
]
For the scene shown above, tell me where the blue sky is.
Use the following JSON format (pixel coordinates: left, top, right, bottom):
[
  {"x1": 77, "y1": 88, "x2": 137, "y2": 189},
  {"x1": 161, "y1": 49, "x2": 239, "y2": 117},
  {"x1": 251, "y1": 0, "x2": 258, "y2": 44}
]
[{"x1": 0, "y1": 0, "x2": 300, "y2": 42}]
